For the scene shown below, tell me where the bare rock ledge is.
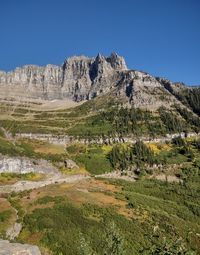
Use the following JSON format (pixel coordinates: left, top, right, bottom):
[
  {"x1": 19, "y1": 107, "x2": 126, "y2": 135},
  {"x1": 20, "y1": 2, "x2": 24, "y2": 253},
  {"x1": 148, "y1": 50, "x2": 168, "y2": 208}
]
[{"x1": 0, "y1": 239, "x2": 41, "y2": 255}]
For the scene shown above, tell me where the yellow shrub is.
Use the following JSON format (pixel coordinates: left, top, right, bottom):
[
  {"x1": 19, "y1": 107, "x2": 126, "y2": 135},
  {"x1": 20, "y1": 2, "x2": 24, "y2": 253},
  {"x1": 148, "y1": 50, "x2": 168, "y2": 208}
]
[
  {"x1": 146, "y1": 143, "x2": 160, "y2": 154},
  {"x1": 102, "y1": 145, "x2": 113, "y2": 154},
  {"x1": 160, "y1": 143, "x2": 171, "y2": 151}
]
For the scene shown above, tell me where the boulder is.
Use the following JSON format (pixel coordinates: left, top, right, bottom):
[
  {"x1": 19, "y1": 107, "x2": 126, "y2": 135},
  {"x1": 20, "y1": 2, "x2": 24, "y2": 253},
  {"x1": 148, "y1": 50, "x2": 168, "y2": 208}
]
[{"x1": 0, "y1": 239, "x2": 41, "y2": 255}]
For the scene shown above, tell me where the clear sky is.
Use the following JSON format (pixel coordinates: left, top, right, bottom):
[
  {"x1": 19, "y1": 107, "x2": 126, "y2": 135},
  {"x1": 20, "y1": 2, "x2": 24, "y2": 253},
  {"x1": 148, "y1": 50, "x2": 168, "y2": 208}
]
[{"x1": 0, "y1": 0, "x2": 199, "y2": 85}]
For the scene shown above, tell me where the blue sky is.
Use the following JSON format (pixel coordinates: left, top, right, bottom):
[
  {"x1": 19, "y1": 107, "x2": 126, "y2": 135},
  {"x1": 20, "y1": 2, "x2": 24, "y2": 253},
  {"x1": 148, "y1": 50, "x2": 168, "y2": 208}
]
[{"x1": 0, "y1": 0, "x2": 199, "y2": 85}]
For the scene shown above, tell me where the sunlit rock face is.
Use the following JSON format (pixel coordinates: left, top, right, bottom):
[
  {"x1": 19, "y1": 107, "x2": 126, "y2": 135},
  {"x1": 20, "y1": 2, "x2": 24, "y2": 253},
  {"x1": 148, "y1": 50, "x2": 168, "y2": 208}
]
[
  {"x1": 0, "y1": 156, "x2": 56, "y2": 174},
  {"x1": 0, "y1": 239, "x2": 41, "y2": 255},
  {"x1": 0, "y1": 64, "x2": 63, "y2": 99},
  {"x1": 0, "y1": 52, "x2": 186, "y2": 108},
  {"x1": 0, "y1": 53, "x2": 127, "y2": 100}
]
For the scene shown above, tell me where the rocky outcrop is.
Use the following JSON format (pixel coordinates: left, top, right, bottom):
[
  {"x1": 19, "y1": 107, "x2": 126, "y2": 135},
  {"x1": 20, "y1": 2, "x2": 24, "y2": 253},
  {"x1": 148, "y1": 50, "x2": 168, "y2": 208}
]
[
  {"x1": 56, "y1": 159, "x2": 79, "y2": 170},
  {"x1": 111, "y1": 70, "x2": 180, "y2": 108},
  {"x1": 15, "y1": 133, "x2": 71, "y2": 145},
  {"x1": 6, "y1": 222, "x2": 22, "y2": 240},
  {"x1": 0, "y1": 52, "x2": 192, "y2": 108},
  {"x1": 0, "y1": 53, "x2": 127, "y2": 101},
  {"x1": 0, "y1": 239, "x2": 41, "y2": 255},
  {"x1": 64, "y1": 159, "x2": 79, "y2": 169},
  {"x1": 15, "y1": 132, "x2": 199, "y2": 145},
  {"x1": 0, "y1": 156, "x2": 56, "y2": 174}
]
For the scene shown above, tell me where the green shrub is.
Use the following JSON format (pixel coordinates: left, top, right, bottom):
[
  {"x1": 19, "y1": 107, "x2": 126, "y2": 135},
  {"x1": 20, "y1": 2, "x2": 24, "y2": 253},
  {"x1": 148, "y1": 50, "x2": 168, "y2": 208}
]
[{"x1": 0, "y1": 210, "x2": 12, "y2": 222}]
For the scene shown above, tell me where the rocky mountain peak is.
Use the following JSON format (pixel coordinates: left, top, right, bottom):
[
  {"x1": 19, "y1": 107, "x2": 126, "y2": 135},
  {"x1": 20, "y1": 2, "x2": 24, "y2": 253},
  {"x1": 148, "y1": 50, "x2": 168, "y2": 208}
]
[
  {"x1": 63, "y1": 55, "x2": 93, "y2": 65},
  {"x1": 106, "y1": 52, "x2": 127, "y2": 70},
  {"x1": 0, "y1": 53, "x2": 195, "y2": 109},
  {"x1": 95, "y1": 53, "x2": 104, "y2": 62}
]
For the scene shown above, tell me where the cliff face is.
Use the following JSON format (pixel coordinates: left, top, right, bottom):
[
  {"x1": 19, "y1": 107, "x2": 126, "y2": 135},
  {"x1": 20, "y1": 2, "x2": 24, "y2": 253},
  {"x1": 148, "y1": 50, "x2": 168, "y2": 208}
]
[
  {"x1": 61, "y1": 53, "x2": 127, "y2": 101},
  {"x1": 0, "y1": 239, "x2": 41, "y2": 255},
  {"x1": 0, "y1": 156, "x2": 56, "y2": 174},
  {"x1": 0, "y1": 64, "x2": 63, "y2": 99},
  {"x1": 0, "y1": 52, "x2": 189, "y2": 108},
  {"x1": 0, "y1": 53, "x2": 127, "y2": 100}
]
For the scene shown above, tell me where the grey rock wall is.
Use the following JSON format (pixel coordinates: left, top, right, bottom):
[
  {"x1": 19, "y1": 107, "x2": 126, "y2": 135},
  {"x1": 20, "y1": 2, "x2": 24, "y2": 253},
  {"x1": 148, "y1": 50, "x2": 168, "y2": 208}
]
[
  {"x1": 0, "y1": 53, "x2": 127, "y2": 100},
  {"x1": 0, "y1": 239, "x2": 41, "y2": 255},
  {"x1": 0, "y1": 156, "x2": 56, "y2": 174},
  {"x1": 0, "y1": 52, "x2": 188, "y2": 108}
]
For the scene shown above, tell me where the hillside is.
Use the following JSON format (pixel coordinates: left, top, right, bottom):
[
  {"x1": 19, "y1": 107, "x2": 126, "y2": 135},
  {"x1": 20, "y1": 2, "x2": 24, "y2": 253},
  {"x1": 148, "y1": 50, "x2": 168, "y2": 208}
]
[
  {"x1": 0, "y1": 54, "x2": 200, "y2": 255},
  {"x1": 0, "y1": 53, "x2": 200, "y2": 140}
]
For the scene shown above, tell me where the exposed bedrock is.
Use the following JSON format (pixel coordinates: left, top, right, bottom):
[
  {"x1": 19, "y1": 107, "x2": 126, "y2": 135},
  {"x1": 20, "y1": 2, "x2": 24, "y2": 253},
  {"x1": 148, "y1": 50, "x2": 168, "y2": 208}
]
[
  {"x1": 0, "y1": 52, "x2": 187, "y2": 108},
  {"x1": 0, "y1": 156, "x2": 56, "y2": 174},
  {"x1": 0, "y1": 239, "x2": 41, "y2": 255}
]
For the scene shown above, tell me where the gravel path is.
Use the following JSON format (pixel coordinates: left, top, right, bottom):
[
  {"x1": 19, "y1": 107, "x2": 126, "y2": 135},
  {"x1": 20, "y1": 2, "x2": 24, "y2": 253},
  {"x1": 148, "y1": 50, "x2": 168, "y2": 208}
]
[
  {"x1": 96, "y1": 171, "x2": 136, "y2": 182},
  {"x1": 0, "y1": 172, "x2": 89, "y2": 242},
  {"x1": 0, "y1": 173, "x2": 90, "y2": 193}
]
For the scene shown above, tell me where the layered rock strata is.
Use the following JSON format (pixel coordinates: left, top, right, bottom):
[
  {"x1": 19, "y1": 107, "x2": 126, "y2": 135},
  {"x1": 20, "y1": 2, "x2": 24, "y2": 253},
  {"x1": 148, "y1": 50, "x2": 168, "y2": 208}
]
[
  {"x1": 0, "y1": 239, "x2": 41, "y2": 255},
  {"x1": 0, "y1": 53, "x2": 186, "y2": 108}
]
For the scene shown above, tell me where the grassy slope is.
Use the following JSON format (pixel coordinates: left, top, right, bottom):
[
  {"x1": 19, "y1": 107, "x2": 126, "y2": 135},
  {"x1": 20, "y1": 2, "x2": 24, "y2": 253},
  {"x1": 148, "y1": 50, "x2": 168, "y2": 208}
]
[
  {"x1": 1, "y1": 95, "x2": 199, "y2": 138},
  {"x1": 0, "y1": 98, "x2": 200, "y2": 254},
  {"x1": 5, "y1": 176, "x2": 198, "y2": 255},
  {"x1": 0, "y1": 131, "x2": 200, "y2": 176}
]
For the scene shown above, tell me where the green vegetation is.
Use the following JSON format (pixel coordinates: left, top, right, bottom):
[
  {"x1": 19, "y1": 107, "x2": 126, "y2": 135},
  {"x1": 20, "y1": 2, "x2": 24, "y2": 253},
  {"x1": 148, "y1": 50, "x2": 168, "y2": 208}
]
[
  {"x1": 0, "y1": 172, "x2": 44, "y2": 184},
  {"x1": 35, "y1": 196, "x2": 64, "y2": 205},
  {"x1": 0, "y1": 96, "x2": 119, "y2": 136},
  {"x1": 0, "y1": 137, "x2": 70, "y2": 169},
  {"x1": 175, "y1": 105, "x2": 200, "y2": 133},
  {"x1": 1, "y1": 117, "x2": 54, "y2": 137},
  {"x1": 19, "y1": 203, "x2": 125, "y2": 255},
  {"x1": 66, "y1": 105, "x2": 200, "y2": 138},
  {"x1": 0, "y1": 136, "x2": 199, "y2": 254},
  {"x1": 158, "y1": 107, "x2": 186, "y2": 133},
  {"x1": 66, "y1": 144, "x2": 113, "y2": 174},
  {"x1": 8, "y1": 196, "x2": 25, "y2": 220},
  {"x1": 109, "y1": 141, "x2": 155, "y2": 172},
  {"x1": 173, "y1": 87, "x2": 200, "y2": 116},
  {"x1": 67, "y1": 107, "x2": 166, "y2": 137},
  {"x1": 0, "y1": 97, "x2": 200, "y2": 254},
  {"x1": 0, "y1": 210, "x2": 12, "y2": 223},
  {"x1": 107, "y1": 136, "x2": 200, "y2": 187},
  {"x1": 0, "y1": 97, "x2": 199, "y2": 138},
  {"x1": 0, "y1": 137, "x2": 37, "y2": 157},
  {"x1": 0, "y1": 128, "x2": 5, "y2": 137},
  {"x1": 15, "y1": 176, "x2": 199, "y2": 254},
  {"x1": 1, "y1": 132, "x2": 200, "y2": 177}
]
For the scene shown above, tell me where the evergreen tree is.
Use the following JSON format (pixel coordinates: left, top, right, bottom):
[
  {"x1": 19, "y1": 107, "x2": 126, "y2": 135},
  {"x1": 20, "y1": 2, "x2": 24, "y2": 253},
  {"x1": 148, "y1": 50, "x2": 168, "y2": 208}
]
[
  {"x1": 172, "y1": 136, "x2": 185, "y2": 147},
  {"x1": 144, "y1": 239, "x2": 194, "y2": 255},
  {"x1": 79, "y1": 232, "x2": 95, "y2": 255},
  {"x1": 132, "y1": 141, "x2": 154, "y2": 165},
  {"x1": 103, "y1": 221, "x2": 125, "y2": 255}
]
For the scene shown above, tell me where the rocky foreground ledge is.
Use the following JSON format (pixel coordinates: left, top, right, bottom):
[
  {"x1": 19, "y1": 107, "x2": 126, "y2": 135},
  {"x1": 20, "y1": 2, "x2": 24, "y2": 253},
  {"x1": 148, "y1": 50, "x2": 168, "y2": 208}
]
[{"x1": 0, "y1": 239, "x2": 41, "y2": 255}]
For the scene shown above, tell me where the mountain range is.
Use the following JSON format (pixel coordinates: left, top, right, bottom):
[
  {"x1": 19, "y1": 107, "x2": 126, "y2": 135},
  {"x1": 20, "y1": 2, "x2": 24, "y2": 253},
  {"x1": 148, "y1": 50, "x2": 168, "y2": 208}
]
[
  {"x1": 0, "y1": 54, "x2": 200, "y2": 255},
  {"x1": 0, "y1": 53, "x2": 199, "y2": 111}
]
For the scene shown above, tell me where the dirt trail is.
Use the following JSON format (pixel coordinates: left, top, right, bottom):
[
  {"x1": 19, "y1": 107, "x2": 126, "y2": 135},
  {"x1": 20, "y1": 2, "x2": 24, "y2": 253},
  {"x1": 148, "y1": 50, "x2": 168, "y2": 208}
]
[
  {"x1": 0, "y1": 173, "x2": 90, "y2": 194},
  {"x1": 96, "y1": 171, "x2": 136, "y2": 182},
  {"x1": 0, "y1": 172, "x2": 89, "y2": 241}
]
